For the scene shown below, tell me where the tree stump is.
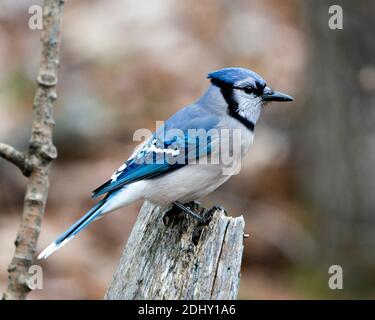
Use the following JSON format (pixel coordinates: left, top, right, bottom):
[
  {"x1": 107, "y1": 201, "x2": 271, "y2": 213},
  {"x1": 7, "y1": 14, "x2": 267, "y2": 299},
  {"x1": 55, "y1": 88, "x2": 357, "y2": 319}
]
[{"x1": 105, "y1": 201, "x2": 245, "y2": 300}]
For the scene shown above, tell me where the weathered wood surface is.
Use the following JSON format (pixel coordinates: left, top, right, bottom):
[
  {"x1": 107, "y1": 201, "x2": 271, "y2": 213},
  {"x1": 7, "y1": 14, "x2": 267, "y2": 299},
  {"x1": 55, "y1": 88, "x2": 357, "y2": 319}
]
[{"x1": 105, "y1": 201, "x2": 245, "y2": 300}]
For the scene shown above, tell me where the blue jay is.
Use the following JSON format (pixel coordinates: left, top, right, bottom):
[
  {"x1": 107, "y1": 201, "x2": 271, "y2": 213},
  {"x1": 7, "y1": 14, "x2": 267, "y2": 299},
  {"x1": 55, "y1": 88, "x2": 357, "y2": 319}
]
[{"x1": 38, "y1": 67, "x2": 293, "y2": 259}]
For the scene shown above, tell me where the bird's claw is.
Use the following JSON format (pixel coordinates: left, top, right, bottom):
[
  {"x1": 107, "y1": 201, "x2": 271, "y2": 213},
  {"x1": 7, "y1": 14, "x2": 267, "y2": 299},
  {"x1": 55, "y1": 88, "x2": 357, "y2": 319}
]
[
  {"x1": 210, "y1": 205, "x2": 227, "y2": 216},
  {"x1": 191, "y1": 206, "x2": 216, "y2": 245},
  {"x1": 186, "y1": 200, "x2": 204, "y2": 214},
  {"x1": 202, "y1": 207, "x2": 215, "y2": 224},
  {"x1": 164, "y1": 202, "x2": 221, "y2": 245}
]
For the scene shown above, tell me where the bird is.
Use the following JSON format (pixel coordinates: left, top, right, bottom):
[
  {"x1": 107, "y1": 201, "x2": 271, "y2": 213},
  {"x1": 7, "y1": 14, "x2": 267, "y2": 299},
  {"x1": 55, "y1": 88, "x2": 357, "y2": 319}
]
[{"x1": 38, "y1": 67, "x2": 294, "y2": 259}]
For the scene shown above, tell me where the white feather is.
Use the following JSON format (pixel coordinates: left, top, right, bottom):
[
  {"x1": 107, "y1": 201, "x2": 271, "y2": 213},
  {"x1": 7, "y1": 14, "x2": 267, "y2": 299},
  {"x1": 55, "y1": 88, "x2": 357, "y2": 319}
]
[
  {"x1": 233, "y1": 89, "x2": 263, "y2": 125},
  {"x1": 37, "y1": 237, "x2": 74, "y2": 259}
]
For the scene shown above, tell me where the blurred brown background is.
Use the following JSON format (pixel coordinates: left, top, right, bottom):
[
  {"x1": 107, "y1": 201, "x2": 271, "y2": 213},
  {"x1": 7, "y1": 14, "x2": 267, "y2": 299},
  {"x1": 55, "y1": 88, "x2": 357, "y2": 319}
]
[{"x1": 1, "y1": 0, "x2": 374, "y2": 299}]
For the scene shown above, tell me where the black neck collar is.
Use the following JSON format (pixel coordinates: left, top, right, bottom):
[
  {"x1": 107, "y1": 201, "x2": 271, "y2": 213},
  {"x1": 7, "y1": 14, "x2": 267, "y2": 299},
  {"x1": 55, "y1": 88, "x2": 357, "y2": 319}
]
[{"x1": 210, "y1": 79, "x2": 255, "y2": 132}]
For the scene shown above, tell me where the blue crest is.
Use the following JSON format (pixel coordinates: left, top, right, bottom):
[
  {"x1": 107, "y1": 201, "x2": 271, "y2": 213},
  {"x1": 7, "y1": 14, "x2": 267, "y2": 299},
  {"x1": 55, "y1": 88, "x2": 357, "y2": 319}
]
[{"x1": 207, "y1": 67, "x2": 266, "y2": 88}]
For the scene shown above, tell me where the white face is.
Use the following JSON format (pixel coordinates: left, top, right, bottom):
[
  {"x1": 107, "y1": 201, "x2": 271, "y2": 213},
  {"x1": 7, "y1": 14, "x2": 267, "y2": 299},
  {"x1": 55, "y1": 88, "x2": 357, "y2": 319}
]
[{"x1": 232, "y1": 88, "x2": 264, "y2": 125}]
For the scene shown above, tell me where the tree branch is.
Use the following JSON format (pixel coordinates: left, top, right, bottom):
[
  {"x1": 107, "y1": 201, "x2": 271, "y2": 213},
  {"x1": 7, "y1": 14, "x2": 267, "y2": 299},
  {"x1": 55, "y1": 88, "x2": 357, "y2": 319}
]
[
  {"x1": 2, "y1": 0, "x2": 65, "y2": 300},
  {"x1": 0, "y1": 143, "x2": 33, "y2": 176}
]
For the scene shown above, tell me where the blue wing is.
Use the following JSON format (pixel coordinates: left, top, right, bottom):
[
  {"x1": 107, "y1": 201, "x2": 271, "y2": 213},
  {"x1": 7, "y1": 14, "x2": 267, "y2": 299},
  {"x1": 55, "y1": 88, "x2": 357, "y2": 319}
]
[{"x1": 92, "y1": 105, "x2": 218, "y2": 198}]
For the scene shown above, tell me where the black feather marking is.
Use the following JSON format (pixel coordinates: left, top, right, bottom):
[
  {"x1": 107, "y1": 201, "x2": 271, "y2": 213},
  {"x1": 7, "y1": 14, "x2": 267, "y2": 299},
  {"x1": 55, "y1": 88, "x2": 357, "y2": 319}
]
[
  {"x1": 210, "y1": 79, "x2": 255, "y2": 132},
  {"x1": 92, "y1": 179, "x2": 112, "y2": 197}
]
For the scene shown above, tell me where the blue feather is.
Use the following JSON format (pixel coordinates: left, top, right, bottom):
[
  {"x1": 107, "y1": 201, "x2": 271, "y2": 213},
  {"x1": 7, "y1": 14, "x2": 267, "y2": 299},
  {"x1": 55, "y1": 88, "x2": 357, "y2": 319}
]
[
  {"x1": 207, "y1": 67, "x2": 266, "y2": 88},
  {"x1": 55, "y1": 197, "x2": 108, "y2": 245},
  {"x1": 91, "y1": 105, "x2": 218, "y2": 198},
  {"x1": 92, "y1": 133, "x2": 212, "y2": 198}
]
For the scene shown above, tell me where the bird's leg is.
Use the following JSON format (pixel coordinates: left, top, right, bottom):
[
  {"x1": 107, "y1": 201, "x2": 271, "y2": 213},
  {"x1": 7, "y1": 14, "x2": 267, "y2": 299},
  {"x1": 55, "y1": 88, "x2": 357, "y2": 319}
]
[
  {"x1": 173, "y1": 201, "x2": 205, "y2": 223},
  {"x1": 185, "y1": 200, "x2": 203, "y2": 213},
  {"x1": 167, "y1": 201, "x2": 220, "y2": 245}
]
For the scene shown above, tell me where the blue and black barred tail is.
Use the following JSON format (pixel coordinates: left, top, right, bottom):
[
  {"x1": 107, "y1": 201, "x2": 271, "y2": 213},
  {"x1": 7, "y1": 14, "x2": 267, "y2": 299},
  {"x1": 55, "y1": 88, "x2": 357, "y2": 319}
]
[{"x1": 37, "y1": 198, "x2": 107, "y2": 259}]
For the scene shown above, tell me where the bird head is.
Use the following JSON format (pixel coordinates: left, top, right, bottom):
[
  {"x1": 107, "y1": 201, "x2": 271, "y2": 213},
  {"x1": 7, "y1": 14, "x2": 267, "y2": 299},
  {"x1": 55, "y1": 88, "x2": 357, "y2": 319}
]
[{"x1": 207, "y1": 67, "x2": 294, "y2": 129}]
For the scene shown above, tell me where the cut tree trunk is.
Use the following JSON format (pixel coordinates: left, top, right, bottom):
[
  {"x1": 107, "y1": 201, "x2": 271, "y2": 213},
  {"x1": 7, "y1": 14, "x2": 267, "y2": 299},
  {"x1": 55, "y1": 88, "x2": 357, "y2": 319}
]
[{"x1": 105, "y1": 201, "x2": 245, "y2": 300}]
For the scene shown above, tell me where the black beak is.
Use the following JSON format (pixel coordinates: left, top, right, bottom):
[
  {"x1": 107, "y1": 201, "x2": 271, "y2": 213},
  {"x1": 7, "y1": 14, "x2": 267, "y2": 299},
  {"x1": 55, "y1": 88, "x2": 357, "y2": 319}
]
[{"x1": 262, "y1": 87, "x2": 294, "y2": 102}]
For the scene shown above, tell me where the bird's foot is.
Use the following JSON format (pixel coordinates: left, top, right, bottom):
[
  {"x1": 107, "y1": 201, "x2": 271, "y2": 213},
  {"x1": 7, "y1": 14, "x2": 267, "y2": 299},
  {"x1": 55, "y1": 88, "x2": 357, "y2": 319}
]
[
  {"x1": 165, "y1": 201, "x2": 224, "y2": 245},
  {"x1": 210, "y1": 205, "x2": 227, "y2": 216},
  {"x1": 191, "y1": 206, "x2": 218, "y2": 245},
  {"x1": 185, "y1": 200, "x2": 204, "y2": 214},
  {"x1": 172, "y1": 201, "x2": 207, "y2": 223},
  {"x1": 163, "y1": 201, "x2": 204, "y2": 226}
]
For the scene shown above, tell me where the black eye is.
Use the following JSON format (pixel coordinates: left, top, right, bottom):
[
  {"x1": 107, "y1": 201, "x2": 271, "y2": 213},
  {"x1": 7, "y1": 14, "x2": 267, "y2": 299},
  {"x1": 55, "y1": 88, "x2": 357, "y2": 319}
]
[{"x1": 243, "y1": 87, "x2": 254, "y2": 94}]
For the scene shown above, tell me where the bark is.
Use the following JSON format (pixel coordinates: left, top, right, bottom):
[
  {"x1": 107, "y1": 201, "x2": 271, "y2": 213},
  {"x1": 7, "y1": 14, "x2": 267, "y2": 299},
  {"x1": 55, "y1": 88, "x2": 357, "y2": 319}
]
[
  {"x1": 0, "y1": 143, "x2": 32, "y2": 177},
  {"x1": 1, "y1": 0, "x2": 65, "y2": 300},
  {"x1": 105, "y1": 201, "x2": 245, "y2": 300}
]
